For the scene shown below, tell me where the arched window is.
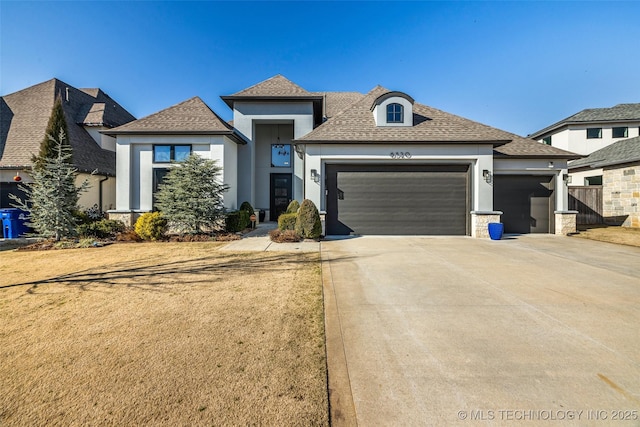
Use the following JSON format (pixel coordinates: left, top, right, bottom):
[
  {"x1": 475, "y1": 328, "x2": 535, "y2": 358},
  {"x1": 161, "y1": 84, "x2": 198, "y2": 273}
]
[{"x1": 387, "y1": 103, "x2": 404, "y2": 123}]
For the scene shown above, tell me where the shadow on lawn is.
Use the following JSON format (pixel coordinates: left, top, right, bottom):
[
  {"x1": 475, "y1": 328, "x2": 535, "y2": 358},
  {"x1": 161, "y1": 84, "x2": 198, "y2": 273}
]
[{"x1": 1, "y1": 252, "x2": 328, "y2": 293}]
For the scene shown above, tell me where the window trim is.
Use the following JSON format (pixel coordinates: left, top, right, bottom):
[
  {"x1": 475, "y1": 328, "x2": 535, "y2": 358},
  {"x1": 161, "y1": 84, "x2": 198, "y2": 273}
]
[
  {"x1": 586, "y1": 128, "x2": 602, "y2": 139},
  {"x1": 612, "y1": 127, "x2": 628, "y2": 138},
  {"x1": 386, "y1": 103, "x2": 404, "y2": 123},
  {"x1": 153, "y1": 144, "x2": 192, "y2": 163}
]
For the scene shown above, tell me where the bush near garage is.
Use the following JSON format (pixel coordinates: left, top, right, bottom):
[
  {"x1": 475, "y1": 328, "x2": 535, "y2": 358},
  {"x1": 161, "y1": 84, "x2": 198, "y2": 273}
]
[
  {"x1": 225, "y1": 210, "x2": 250, "y2": 232},
  {"x1": 134, "y1": 212, "x2": 167, "y2": 241},
  {"x1": 278, "y1": 213, "x2": 298, "y2": 231},
  {"x1": 295, "y1": 199, "x2": 322, "y2": 240},
  {"x1": 78, "y1": 219, "x2": 125, "y2": 239},
  {"x1": 285, "y1": 200, "x2": 300, "y2": 214}
]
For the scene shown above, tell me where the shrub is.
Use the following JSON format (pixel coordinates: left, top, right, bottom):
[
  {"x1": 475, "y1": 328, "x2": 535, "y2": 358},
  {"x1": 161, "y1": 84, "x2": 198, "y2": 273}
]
[
  {"x1": 225, "y1": 210, "x2": 250, "y2": 232},
  {"x1": 116, "y1": 228, "x2": 142, "y2": 242},
  {"x1": 285, "y1": 200, "x2": 300, "y2": 214},
  {"x1": 269, "y1": 229, "x2": 302, "y2": 243},
  {"x1": 134, "y1": 212, "x2": 167, "y2": 241},
  {"x1": 239, "y1": 201, "x2": 254, "y2": 217},
  {"x1": 78, "y1": 219, "x2": 125, "y2": 239},
  {"x1": 295, "y1": 199, "x2": 322, "y2": 240},
  {"x1": 278, "y1": 213, "x2": 297, "y2": 231}
]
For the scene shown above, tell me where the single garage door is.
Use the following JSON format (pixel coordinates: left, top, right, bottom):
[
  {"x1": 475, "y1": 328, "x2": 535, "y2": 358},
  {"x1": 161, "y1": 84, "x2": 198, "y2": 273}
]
[
  {"x1": 325, "y1": 164, "x2": 469, "y2": 235},
  {"x1": 494, "y1": 175, "x2": 554, "y2": 234}
]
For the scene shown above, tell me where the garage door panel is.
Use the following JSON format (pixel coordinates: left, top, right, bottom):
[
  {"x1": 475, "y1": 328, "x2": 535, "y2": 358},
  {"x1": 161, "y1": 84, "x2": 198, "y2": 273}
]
[
  {"x1": 494, "y1": 175, "x2": 554, "y2": 234},
  {"x1": 326, "y1": 165, "x2": 469, "y2": 235}
]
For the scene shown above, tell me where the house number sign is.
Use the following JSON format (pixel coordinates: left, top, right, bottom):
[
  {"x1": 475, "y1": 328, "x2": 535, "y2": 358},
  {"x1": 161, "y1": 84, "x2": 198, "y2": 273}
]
[{"x1": 390, "y1": 152, "x2": 411, "y2": 159}]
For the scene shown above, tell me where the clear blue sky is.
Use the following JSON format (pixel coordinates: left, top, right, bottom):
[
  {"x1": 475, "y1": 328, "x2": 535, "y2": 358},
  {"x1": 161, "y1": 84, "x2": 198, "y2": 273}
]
[{"x1": 2, "y1": 1, "x2": 639, "y2": 136}]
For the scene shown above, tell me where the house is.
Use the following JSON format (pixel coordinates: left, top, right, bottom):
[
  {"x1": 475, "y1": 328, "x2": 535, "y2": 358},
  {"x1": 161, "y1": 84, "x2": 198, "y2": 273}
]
[
  {"x1": 108, "y1": 75, "x2": 580, "y2": 236},
  {"x1": 0, "y1": 78, "x2": 135, "y2": 211},
  {"x1": 569, "y1": 136, "x2": 640, "y2": 228},
  {"x1": 529, "y1": 103, "x2": 640, "y2": 186}
]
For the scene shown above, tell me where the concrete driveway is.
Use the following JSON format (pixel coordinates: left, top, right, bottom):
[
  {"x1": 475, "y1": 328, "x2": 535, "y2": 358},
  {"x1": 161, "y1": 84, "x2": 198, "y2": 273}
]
[{"x1": 321, "y1": 235, "x2": 640, "y2": 426}]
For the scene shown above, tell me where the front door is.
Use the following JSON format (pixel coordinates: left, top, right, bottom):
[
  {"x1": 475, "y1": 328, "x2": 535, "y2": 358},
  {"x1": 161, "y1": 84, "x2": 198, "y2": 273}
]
[{"x1": 270, "y1": 173, "x2": 292, "y2": 221}]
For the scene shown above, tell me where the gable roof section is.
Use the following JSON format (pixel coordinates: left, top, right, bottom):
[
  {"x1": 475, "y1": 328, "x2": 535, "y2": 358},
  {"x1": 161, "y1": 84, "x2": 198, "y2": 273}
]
[
  {"x1": 221, "y1": 74, "x2": 323, "y2": 109},
  {"x1": 105, "y1": 97, "x2": 245, "y2": 143},
  {"x1": 530, "y1": 103, "x2": 640, "y2": 138},
  {"x1": 0, "y1": 78, "x2": 135, "y2": 175},
  {"x1": 569, "y1": 136, "x2": 640, "y2": 169}
]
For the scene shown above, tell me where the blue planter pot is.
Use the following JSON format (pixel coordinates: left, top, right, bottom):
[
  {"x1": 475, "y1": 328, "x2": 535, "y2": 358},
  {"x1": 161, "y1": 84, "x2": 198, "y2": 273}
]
[{"x1": 488, "y1": 222, "x2": 504, "y2": 240}]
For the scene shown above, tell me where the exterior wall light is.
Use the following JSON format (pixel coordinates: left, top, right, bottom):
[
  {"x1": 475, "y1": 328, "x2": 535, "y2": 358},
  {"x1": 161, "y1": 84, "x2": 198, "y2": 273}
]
[
  {"x1": 548, "y1": 161, "x2": 554, "y2": 168},
  {"x1": 482, "y1": 169, "x2": 492, "y2": 183},
  {"x1": 310, "y1": 169, "x2": 320, "y2": 183}
]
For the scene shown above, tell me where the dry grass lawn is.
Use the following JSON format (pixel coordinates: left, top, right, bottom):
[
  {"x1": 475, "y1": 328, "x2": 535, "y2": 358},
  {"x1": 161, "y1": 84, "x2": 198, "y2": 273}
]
[
  {"x1": 573, "y1": 225, "x2": 640, "y2": 248},
  {"x1": 0, "y1": 242, "x2": 328, "y2": 426}
]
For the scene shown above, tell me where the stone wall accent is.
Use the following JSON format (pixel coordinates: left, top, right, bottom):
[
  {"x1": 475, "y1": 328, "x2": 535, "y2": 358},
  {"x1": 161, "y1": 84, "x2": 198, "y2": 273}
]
[
  {"x1": 107, "y1": 211, "x2": 143, "y2": 228},
  {"x1": 470, "y1": 211, "x2": 502, "y2": 238},
  {"x1": 554, "y1": 211, "x2": 578, "y2": 235},
  {"x1": 603, "y1": 164, "x2": 640, "y2": 228}
]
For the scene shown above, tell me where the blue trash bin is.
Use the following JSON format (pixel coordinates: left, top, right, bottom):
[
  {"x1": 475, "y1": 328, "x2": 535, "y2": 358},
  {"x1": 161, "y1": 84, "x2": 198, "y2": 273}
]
[
  {"x1": 488, "y1": 222, "x2": 504, "y2": 240},
  {"x1": 1, "y1": 208, "x2": 29, "y2": 239}
]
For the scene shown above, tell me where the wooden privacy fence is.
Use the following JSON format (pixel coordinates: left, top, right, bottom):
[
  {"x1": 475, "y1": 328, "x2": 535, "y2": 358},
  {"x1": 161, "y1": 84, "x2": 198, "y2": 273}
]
[{"x1": 568, "y1": 186, "x2": 603, "y2": 225}]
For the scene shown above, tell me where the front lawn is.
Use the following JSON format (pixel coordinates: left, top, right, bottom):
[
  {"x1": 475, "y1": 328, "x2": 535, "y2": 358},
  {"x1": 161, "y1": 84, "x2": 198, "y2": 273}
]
[
  {"x1": 573, "y1": 224, "x2": 640, "y2": 247},
  {"x1": 0, "y1": 243, "x2": 328, "y2": 426}
]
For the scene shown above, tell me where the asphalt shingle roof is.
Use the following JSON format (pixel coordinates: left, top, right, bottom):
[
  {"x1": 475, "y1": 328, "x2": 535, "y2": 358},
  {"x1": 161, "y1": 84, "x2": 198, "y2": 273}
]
[
  {"x1": 569, "y1": 136, "x2": 640, "y2": 169},
  {"x1": 297, "y1": 85, "x2": 579, "y2": 158},
  {"x1": 530, "y1": 103, "x2": 640, "y2": 138},
  {"x1": 106, "y1": 97, "x2": 239, "y2": 138},
  {"x1": 230, "y1": 74, "x2": 311, "y2": 97},
  {"x1": 1, "y1": 78, "x2": 135, "y2": 175}
]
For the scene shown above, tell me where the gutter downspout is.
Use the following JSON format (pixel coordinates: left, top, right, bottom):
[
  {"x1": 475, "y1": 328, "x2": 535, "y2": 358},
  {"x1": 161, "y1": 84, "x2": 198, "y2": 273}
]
[{"x1": 99, "y1": 175, "x2": 109, "y2": 212}]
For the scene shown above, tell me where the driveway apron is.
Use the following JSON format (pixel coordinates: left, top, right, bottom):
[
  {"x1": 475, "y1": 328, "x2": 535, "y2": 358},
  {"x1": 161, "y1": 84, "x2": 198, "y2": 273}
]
[{"x1": 321, "y1": 235, "x2": 640, "y2": 426}]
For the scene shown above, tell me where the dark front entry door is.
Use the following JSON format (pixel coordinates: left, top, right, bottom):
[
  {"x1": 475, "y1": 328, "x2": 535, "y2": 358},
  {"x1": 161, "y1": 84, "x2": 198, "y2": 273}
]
[{"x1": 270, "y1": 173, "x2": 292, "y2": 221}]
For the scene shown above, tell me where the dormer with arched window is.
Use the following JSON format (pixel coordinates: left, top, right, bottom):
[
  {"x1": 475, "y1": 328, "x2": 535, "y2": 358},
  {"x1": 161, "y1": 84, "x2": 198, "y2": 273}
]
[{"x1": 371, "y1": 91, "x2": 414, "y2": 127}]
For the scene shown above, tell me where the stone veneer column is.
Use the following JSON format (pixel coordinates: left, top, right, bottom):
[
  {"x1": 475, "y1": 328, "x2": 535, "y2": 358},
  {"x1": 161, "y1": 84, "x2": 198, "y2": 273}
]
[
  {"x1": 603, "y1": 165, "x2": 640, "y2": 228},
  {"x1": 554, "y1": 211, "x2": 578, "y2": 235},
  {"x1": 107, "y1": 211, "x2": 142, "y2": 228},
  {"x1": 470, "y1": 211, "x2": 502, "y2": 238}
]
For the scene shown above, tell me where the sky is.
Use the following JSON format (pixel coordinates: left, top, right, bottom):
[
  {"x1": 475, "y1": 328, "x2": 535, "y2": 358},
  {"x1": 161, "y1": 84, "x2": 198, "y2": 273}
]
[{"x1": 1, "y1": 1, "x2": 639, "y2": 136}]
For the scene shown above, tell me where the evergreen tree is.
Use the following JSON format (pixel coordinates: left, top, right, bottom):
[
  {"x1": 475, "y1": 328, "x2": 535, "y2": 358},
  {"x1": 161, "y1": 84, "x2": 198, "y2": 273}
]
[
  {"x1": 33, "y1": 94, "x2": 70, "y2": 171},
  {"x1": 10, "y1": 130, "x2": 89, "y2": 241},
  {"x1": 155, "y1": 154, "x2": 229, "y2": 234}
]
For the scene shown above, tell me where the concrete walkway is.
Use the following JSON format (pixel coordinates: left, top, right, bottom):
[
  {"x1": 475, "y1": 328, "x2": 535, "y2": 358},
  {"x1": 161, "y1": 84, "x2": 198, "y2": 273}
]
[
  {"x1": 219, "y1": 222, "x2": 320, "y2": 252},
  {"x1": 321, "y1": 235, "x2": 640, "y2": 426}
]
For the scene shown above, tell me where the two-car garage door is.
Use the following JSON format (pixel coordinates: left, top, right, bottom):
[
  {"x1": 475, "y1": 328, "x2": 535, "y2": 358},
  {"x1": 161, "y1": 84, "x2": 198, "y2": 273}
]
[{"x1": 325, "y1": 164, "x2": 469, "y2": 235}]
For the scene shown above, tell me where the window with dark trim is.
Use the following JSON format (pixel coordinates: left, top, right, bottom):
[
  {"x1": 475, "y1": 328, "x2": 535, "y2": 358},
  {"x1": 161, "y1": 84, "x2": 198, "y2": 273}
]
[
  {"x1": 386, "y1": 103, "x2": 404, "y2": 123},
  {"x1": 542, "y1": 136, "x2": 552, "y2": 145},
  {"x1": 586, "y1": 175, "x2": 603, "y2": 186},
  {"x1": 612, "y1": 127, "x2": 628, "y2": 138},
  {"x1": 586, "y1": 128, "x2": 602, "y2": 139},
  {"x1": 152, "y1": 168, "x2": 170, "y2": 209},
  {"x1": 153, "y1": 145, "x2": 192, "y2": 163},
  {"x1": 271, "y1": 144, "x2": 291, "y2": 167}
]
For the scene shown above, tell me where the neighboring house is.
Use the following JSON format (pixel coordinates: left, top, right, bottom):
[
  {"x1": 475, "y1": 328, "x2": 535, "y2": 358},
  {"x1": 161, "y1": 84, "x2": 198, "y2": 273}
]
[
  {"x1": 0, "y1": 78, "x2": 135, "y2": 211},
  {"x1": 529, "y1": 103, "x2": 640, "y2": 186},
  {"x1": 569, "y1": 136, "x2": 640, "y2": 228},
  {"x1": 108, "y1": 75, "x2": 580, "y2": 236}
]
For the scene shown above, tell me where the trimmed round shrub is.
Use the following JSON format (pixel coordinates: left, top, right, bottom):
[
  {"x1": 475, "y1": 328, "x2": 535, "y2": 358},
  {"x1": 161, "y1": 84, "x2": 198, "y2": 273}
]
[
  {"x1": 239, "y1": 201, "x2": 254, "y2": 217},
  {"x1": 278, "y1": 212, "x2": 297, "y2": 231},
  {"x1": 285, "y1": 200, "x2": 300, "y2": 214},
  {"x1": 294, "y1": 199, "x2": 322, "y2": 239},
  {"x1": 134, "y1": 212, "x2": 167, "y2": 241},
  {"x1": 225, "y1": 210, "x2": 250, "y2": 232}
]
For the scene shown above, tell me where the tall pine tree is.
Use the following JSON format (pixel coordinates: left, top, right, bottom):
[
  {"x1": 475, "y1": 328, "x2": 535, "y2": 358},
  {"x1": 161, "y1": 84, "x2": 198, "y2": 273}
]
[
  {"x1": 10, "y1": 130, "x2": 89, "y2": 241},
  {"x1": 155, "y1": 154, "x2": 229, "y2": 234},
  {"x1": 33, "y1": 94, "x2": 71, "y2": 171}
]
